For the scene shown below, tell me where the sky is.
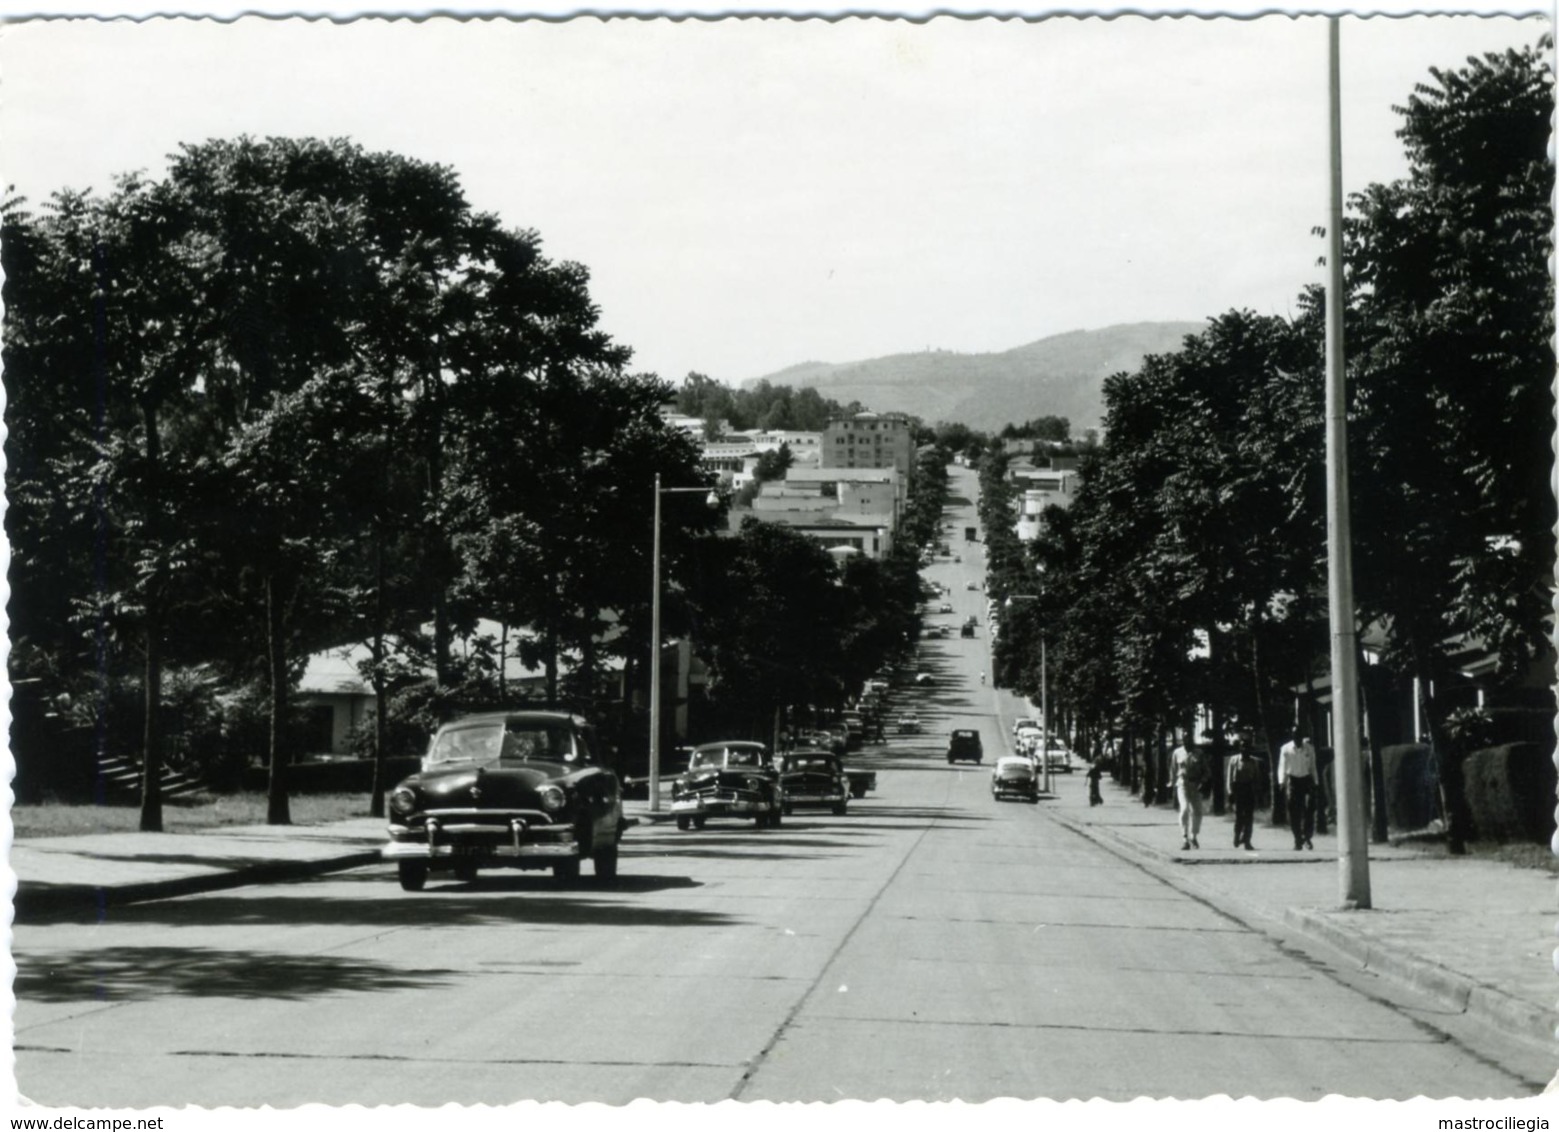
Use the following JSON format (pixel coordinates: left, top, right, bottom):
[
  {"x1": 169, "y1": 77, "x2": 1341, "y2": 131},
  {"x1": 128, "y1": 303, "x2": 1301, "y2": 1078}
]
[{"x1": 0, "y1": 9, "x2": 1547, "y2": 389}]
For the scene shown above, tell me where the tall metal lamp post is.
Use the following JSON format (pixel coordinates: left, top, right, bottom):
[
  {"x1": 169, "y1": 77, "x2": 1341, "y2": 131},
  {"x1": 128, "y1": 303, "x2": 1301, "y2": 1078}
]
[{"x1": 649, "y1": 474, "x2": 719, "y2": 812}]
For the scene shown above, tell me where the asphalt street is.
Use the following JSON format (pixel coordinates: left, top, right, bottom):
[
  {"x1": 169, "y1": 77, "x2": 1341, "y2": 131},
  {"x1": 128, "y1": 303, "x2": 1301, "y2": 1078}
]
[{"x1": 11, "y1": 469, "x2": 1545, "y2": 1106}]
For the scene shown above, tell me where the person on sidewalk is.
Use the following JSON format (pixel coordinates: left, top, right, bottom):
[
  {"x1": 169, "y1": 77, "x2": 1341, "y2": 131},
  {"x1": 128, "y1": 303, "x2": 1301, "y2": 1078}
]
[
  {"x1": 1228, "y1": 740, "x2": 1260, "y2": 850},
  {"x1": 1086, "y1": 759, "x2": 1104, "y2": 806},
  {"x1": 1278, "y1": 731, "x2": 1317, "y2": 850},
  {"x1": 1170, "y1": 737, "x2": 1207, "y2": 850}
]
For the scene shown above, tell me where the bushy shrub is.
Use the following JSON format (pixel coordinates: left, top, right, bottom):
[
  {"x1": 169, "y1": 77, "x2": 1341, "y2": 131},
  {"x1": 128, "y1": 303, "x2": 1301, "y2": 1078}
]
[{"x1": 1462, "y1": 742, "x2": 1555, "y2": 843}]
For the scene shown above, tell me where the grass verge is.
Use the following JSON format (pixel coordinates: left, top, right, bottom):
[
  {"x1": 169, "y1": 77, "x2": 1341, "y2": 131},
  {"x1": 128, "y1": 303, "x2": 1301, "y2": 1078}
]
[{"x1": 10, "y1": 792, "x2": 377, "y2": 839}]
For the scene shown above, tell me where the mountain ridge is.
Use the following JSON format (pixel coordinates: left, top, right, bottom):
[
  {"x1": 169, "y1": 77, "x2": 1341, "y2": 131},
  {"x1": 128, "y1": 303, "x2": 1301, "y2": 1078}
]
[{"x1": 746, "y1": 321, "x2": 1208, "y2": 431}]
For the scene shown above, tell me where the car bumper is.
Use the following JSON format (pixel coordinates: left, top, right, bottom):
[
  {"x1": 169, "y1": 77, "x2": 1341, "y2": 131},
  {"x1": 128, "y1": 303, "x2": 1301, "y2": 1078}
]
[
  {"x1": 783, "y1": 790, "x2": 847, "y2": 805},
  {"x1": 670, "y1": 796, "x2": 771, "y2": 816},
  {"x1": 382, "y1": 817, "x2": 580, "y2": 862}
]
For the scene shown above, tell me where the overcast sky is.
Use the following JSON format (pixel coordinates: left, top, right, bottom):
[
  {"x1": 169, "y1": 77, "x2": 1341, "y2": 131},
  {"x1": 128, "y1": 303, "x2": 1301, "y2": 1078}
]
[{"x1": 0, "y1": 10, "x2": 1546, "y2": 386}]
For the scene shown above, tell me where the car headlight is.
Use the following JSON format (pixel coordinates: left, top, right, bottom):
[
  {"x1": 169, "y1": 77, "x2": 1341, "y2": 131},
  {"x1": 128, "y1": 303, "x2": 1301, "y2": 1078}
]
[
  {"x1": 538, "y1": 784, "x2": 566, "y2": 812},
  {"x1": 745, "y1": 776, "x2": 764, "y2": 791},
  {"x1": 389, "y1": 786, "x2": 417, "y2": 816}
]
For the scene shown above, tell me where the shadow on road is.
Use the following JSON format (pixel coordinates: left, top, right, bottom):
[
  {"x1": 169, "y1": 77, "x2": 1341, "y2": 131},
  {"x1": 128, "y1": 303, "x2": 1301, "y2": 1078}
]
[
  {"x1": 16, "y1": 873, "x2": 732, "y2": 932},
  {"x1": 16, "y1": 945, "x2": 462, "y2": 1003}
]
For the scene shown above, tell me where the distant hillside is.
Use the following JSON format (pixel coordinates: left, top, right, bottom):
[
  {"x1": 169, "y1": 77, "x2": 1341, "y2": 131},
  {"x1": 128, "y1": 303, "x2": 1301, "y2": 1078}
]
[{"x1": 752, "y1": 321, "x2": 1207, "y2": 431}]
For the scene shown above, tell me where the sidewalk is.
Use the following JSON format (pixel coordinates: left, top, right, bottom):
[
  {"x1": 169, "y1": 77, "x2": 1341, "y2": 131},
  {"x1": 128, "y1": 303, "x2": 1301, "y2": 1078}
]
[{"x1": 1043, "y1": 766, "x2": 1559, "y2": 1056}]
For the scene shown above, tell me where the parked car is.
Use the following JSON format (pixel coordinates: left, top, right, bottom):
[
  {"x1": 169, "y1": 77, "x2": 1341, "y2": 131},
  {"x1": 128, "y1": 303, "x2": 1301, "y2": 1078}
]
[
  {"x1": 966, "y1": 581, "x2": 980, "y2": 591},
  {"x1": 382, "y1": 710, "x2": 628, "y2": 891},
  {"x1": 1013, "y1": 718, "x2": 1043, "y2": 746},
  {"x1": 991, "y1": 755, "x2": 1040, "y2": 803},
  {"x1": 671, "y1": 741, "x2": 782, "y2": 830},
  {"x1": 938, "y1": 602, "x2": 954, "y2": 614},
  {"x1": 1043, "y1": 745, "x2": 1075, "y2": 774},
  {"x1": 776, "y1": 749, "x2": 851, "y2": 815},
  {"x1": 947, "y1": 729, "x2": 984, "y2": 765}
]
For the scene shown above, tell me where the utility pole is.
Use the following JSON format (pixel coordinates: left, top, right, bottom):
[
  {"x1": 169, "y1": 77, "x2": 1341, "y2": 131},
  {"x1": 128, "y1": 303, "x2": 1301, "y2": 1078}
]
[{"x1": 1325, "y1": 16, "x2": 1371, "y2": 909}]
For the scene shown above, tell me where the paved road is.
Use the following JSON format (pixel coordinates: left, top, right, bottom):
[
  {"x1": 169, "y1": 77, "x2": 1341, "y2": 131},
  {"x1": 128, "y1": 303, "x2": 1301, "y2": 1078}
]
[{"x1": 11, "y1": 473, "x2": 1542, "y2": 1106}]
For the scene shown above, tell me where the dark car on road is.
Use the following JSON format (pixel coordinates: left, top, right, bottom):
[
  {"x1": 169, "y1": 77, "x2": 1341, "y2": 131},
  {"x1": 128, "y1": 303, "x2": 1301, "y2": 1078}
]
[
  {"x1": 947, "y1": 729, "x2": 984, "y2": 765},
  {"x1": 382, "y1": 711, "x2": 628, "y2": 892},
  {"x1": 776, "y1": 749, "x2": 851, "y2": 815},
  {"x1": 671, "y1": 741, "x2": 782, "y2": 830}
]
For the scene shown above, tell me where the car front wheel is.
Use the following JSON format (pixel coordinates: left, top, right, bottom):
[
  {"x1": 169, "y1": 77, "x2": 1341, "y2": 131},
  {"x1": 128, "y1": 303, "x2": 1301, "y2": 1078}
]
[
  {"x1": 593, "y1": 845, "x2": 619, "y2": 883},
  {"x1": 397, "y1": 861, "x2": 427, "y2": 892},
  {"x1": 676, "y1": 815, "x2": 691, "y2": 831},
  {"x1": 553, "y1": 858, "x2": 581, "y2": 884}
]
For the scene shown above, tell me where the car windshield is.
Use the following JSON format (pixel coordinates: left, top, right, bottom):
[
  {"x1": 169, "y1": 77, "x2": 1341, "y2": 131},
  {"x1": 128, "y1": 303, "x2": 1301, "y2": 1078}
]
[
  {"x1": 427, "y1": 722, "x2": 586, "y2": 767},
  {"x1": 691, "y1": 746, "x2": 762, "y2": 769},
  {"x1": 786, "y1": 757, "x2": 833, "y2": 773}
]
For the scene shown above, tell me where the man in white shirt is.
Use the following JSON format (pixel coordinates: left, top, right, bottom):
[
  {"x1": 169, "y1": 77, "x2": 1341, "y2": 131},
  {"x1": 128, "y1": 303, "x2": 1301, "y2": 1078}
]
[
  {"x1": 1170, "y1": 739, "x2": 1206, "y2": 851},
  {"x1": 1277, "y1": 732, "x2": 1317, "y2": 850}
]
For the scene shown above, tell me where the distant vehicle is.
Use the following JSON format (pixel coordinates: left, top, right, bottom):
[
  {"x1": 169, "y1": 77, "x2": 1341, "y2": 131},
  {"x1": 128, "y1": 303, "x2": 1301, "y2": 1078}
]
[
  {"x1": 953, "y1": 555, "x2": 962, "y2": 563},
  {"x1": 1013, "y1": 718, "x2": 1043, "y2": 740},
  {"x1": 966, "y1": 581, "x2": 979, "y2": 591},
  {"x1": 960, "y1": 623, "x2": 976, "y2": 638},
  {"x1": 965, "y1": 526, "x2": 978, "y2": 542},
  {"x1": 382, "y1": 710, "x2": 627, "y2": 891},
  {"x1": 947, "y1": 729, "x2": 984, "y2": 765},
  {"x1": 779, "y1": 754, "x2": 879, "y2": 817},
  {"x1": 898, "y1": 713, "x2": 922, "y2": 734},
  {"x1": 991, "y1": 755, "x2": 1040, "y2": 803},
  {"x1": 913, "y1": 671, "x2": 932, "y2": 685},
  {"x1": 671, "y1": 741, "x2": 782, "y2": 830},
  {"x1": 938, "y1": 602, "x2": 954, "y2": 614},
  {"x1": 776, "y1": 750, "x2": 851, "y2": 815},
  {"x1": 1043, "y1": 745, "x2": 1075, "y2": 774}
]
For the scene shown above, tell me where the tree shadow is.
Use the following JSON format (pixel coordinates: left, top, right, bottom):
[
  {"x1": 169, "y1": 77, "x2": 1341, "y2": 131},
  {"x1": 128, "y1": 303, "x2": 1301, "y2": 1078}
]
[
  {"x1": 15, "y1": 945, "x2": 461, "y2": 1003},
  {"x1": 16, "y1": 874, "x2": 734, "y2": 931}
]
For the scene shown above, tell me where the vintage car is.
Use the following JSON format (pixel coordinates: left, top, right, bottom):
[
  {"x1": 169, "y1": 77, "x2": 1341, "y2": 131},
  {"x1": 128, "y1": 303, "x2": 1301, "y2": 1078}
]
[
  {"x1": 947, "y1": 728, "x2": 984, "y2": 765},
  {"x1": 898, "y1": 712, "x2": 922, "y2": 734},
  {"x1": 382, "y1": 711, "x2": 628, "y2": 892},
  {"x1": 1043, "y1": 744, "x2": 1076, "y2": 774},
  {"x1": 671, "y1": 740, "x2": 782, "y2": 830},
  {"x1": 776, "y1": 749, "x2": 851, "y2": 815},
  {"x1": 991, "y1": 754, "x2": 1040, "y2": 803}
]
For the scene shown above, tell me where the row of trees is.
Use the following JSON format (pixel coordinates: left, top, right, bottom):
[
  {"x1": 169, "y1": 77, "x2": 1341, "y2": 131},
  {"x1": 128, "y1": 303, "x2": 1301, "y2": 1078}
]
[
  {"x1": 3, "y1": 137, "x2": 924, "y2": 829},
  {"x1": 672, "y1": 372, "x2": 861, "y2": 437},
  {"x1": 982, "y1": 40, "x2": 1553, "y2": 839}
]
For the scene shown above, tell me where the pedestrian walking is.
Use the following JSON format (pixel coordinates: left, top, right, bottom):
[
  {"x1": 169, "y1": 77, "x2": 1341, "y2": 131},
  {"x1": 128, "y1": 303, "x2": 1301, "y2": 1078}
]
[
  {"x1": 1170, "y1": 738, "x2": 1207, "y2": 850},
  {"x1": 1086, "y1": 759, "x2": 1104, "y2": 806},
  {"x1": 1228, "y1": 742, "x2": 1260, "y2": 850},
  {"x1": 1278, "y1": 732, "x2": 1317, "y2": 850}
]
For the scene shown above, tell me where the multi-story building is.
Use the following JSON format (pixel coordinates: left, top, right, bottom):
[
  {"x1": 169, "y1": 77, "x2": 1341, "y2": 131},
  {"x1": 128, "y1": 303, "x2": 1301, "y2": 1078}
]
[
  {"x1": 821, "y1": 411, "x2": 914, "y2": 479},
  {"x1": 1010, "y1": 465, "x2": 1079, "y2": 541}
]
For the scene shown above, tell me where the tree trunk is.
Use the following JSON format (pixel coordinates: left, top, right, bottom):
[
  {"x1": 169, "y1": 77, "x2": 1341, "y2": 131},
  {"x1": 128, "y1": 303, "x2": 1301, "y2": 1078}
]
[
  {"x1": 1416, "y1": 655, "x2": 1469, "y2": 854},
  {"x1": 369, "y1": 534, "x2": 388, "y2": 819},
  {"x1": 138, "y1": 400, "x2": 165, "y2": 833},
  {"x1": 265, "y1": 571, "x2": 292, "y2": 826}
]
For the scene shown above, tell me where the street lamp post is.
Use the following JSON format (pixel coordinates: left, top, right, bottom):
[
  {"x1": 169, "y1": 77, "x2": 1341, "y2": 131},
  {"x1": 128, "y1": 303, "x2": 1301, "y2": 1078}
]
[{"x1": 649, "y1": 474, "x2": 719, "y2": 812}]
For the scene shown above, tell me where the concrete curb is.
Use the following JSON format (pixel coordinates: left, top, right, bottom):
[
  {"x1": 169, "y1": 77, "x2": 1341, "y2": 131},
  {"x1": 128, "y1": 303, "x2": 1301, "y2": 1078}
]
[
  {"x1": 1048, "y1": 806, "x2": 1556, "y2": 1051},
  {"x1": 1283, "y1": 906, "x2": 1556, "y2": 1047},
  {"x1": 14, "y1": 850, "x2": 384, "y2": 921}
]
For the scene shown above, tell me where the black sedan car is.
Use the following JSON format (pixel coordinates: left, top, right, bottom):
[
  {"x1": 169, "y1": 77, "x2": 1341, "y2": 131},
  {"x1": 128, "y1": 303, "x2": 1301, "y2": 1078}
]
[
  {"x1": 671, "y1": 741, "x2": 782, "y2": 829},
  {"x1": 776, "y1": 749, "x2": 850, "y2": 816},
  {"x1": 382, "y1": 711, "x2": 628, "y2": 891}
]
